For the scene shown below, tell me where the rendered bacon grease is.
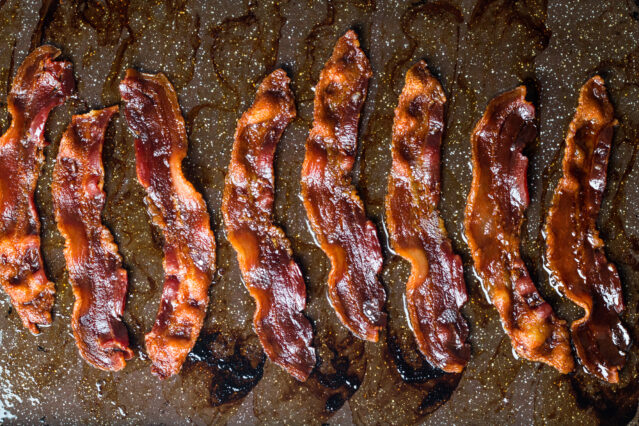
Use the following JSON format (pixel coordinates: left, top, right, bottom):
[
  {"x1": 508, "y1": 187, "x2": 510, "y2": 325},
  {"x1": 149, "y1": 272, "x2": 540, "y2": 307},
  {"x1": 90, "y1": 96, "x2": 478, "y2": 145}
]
[
  {"x1": 464, "y1": 87, "x2": 574, "y2": 373},
  {"x1": 301, "y1": 31, "x2": 386, "y2": 341},
  {"x1": 0, "y1": 45, "x2": 74, "y2": 333},
  {"x1": 223, "y1": 70, "x2": 316, "y2": 381},
  {"x1": 385, "y1": 61, "x2": 470, "y2": 373},
  {"x1": 52, "y1": 107, "x2": 134, "y2": 371},
  {"x1": 120, "y1": 70, "x2": 216, "y2": 378},
  {"x1": 545, "y1": 76, "x2": 630, "y2": 383}
]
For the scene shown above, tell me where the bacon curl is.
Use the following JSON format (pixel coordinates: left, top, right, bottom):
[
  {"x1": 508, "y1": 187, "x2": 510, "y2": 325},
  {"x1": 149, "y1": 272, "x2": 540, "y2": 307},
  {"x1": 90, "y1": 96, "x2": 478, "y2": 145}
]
[
  {"x1": 385, "y1": 61, "x2": 470, "y2": 373},
  {"x1": 0, "y1": 45, "x2": 74, "y2": 333},
  {"x1": 545, "y1": 76, "x2": 629, "y2": 383},
  {"x1": 52, "y1": 106, "x2": 134, "y2": 371},
  {"x1": 119, "y1": 70, "x2": 216, "y2": 378},
  {"x1": 301, "y1": 31, "x2": 386, "y2": 342},
  {"x1": 223, "y1": 69, "x2": 316, "y2": 381},
  {"x1": 464, "y1": 87, "x2": 574, "y2": 373}
]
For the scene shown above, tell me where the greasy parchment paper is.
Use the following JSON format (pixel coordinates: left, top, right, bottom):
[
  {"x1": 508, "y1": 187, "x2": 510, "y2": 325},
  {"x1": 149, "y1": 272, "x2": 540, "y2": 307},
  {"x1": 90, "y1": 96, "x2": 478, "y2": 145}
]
[{"x1": 0, "y1": 0, "x2": 638, "y2": 424}]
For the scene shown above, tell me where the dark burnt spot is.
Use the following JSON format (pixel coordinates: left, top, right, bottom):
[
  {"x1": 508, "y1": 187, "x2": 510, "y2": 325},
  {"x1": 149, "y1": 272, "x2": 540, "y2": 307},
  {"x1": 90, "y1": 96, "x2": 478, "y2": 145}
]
[
  {"x1": 324, "y1": 393, "x2": 345, "y2": 413},
  {"x1": 570, "y1": 375, "x2": 639, "y2": 425},
  {"x1": 387, "y1": 332, "x2": 444, "y2": 383},
  {"x1": 188, "y1": 332, "x2": 265, "y2": 406}
]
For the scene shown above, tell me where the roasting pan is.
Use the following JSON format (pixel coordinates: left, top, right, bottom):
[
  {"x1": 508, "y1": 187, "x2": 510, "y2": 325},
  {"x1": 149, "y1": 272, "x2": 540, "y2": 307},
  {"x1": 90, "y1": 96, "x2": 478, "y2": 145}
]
[{"x1": 0, "y1": 0, "x2": 638, "y2": 424}]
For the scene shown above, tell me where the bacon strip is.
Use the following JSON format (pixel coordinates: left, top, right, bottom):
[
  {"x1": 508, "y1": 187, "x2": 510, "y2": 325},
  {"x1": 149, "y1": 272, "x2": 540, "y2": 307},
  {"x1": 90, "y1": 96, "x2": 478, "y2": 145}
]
[
  {"x1": 385, "y1": 61, "x2": 469, "y2": 373},
  {"x1": 464, "y1": 87, "x2": 574, "y2": 373},
  {"x1": 119, "y1": 70, "x2": 216, "y2": 378},
  {"x1": 52, "y1": 107, "x2": 134, "y2": 371},
  {"x1": 222, "y1": 70, "x2": 316, "y2": 381},
  {"x1": 0, "y1": 45, "x2": 74, "y2": 333},
  {"x1": 545, "y1": 76, "x2": 629, "y2": 383},
  {"x1": 301, "y1": 31, "x2": 386, "y2": 342}
]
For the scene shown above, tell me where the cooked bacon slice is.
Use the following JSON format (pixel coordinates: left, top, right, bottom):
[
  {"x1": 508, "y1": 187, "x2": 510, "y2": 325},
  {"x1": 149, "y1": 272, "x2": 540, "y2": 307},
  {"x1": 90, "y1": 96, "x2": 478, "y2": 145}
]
[
  {"x1": 119, "y1": 70, "x2": 216, "y2": 378},
  {"x1": 545, "y1": 76, "x2": 629, "y2": 383},
  {"x1": 301, "y1": 31, "x2": 386, "y2": 342},
  {"x1": 464, "y1": 86, "x2": 574, "y2": 373},
  {"x1": 385, "y1": 61, "x2": 469, "y2": 373},
  {"x1": 52, "y1": 106, "x2": 134, "y2": 371},
  {"x1": 222, "y1": 70, "x2": 316, "y2": 381},
  {"x1": 0, "y1": 45, "x2": 74, "y2": 333}
]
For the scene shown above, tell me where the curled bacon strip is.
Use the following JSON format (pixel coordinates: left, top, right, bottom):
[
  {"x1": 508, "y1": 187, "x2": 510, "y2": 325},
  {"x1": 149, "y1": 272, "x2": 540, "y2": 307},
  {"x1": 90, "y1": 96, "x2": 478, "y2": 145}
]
[
  {"x1": 52, "y1": 107, "x2": 134, "y2": 371},
  {"x1": 0, "y1": 45, "x2": 74, "y2": 333},
  {"x1": 545, "y1": 76, "x2": 629, "y2": 383},
  {"x1": 464, "y1": 87, "x2": 574, "y2": 373},
  {"x1": 385, "y1": 61, "x2": 469, "y2": 373},
  {"x1": 301, "y1": 31, "x2": 386, "y2": 342},
  {"x1": 223, "y1": 70, "x2": 316, "y2": 381},
  {"x1": 120, "y1": 70, "x2": 216, "y2": 378}
]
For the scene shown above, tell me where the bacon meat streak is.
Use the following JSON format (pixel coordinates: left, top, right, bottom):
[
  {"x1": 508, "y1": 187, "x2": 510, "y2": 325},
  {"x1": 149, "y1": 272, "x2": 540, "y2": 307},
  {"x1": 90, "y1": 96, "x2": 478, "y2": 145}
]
[
  {"x1": 301, "y1": 31, "x2": 386, "y2": 342},
  {"x1": 223, "y1": 70, "x2": 316, "y2": 381},
  {"x1": 545, "y1": 76, "x2": 629, "y2": 383},
  {"x1": 0, "y1": 45, "x2": 74, "y2": 333},
  {"x1": 119, "y1": 70, "x2": 216, "y2": 378},
  {"x1": 464, "y1": 87, "x2": 574, "y2": 373},
  {"x1": 52, "y1": 107, "x2": 134, "y2": 371},
  {"x1": 385, "y1": 61, "x2": 469, "y2": 373}
]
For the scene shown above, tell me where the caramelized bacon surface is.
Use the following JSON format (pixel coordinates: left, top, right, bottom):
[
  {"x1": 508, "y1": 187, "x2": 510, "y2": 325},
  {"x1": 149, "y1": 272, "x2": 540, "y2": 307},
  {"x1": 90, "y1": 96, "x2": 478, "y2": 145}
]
[
  {"x1": 0, "y1": 45, "x2": 74, "y2": 333},
  {"x1": 301, "y1": 31, "x2": 386, "y2": 342},
  {"x1": 223, "y1": 70, "x2": 316, "y2": 381},
  {"x1": 464, "y1": 87, "x2": 573, "y2": 373},
  {"x1": 52, "y1": 107, "x2": 133, "y2": 371},
  {"x1": 120, "y1": 70, "x2": 216, "y2": 378},
  {"x1": 545, "y1": 76, "x2": 629, "y2": 383},
  {"x1": 385, "y1": 61, "x2": 469, "y2": 373}
]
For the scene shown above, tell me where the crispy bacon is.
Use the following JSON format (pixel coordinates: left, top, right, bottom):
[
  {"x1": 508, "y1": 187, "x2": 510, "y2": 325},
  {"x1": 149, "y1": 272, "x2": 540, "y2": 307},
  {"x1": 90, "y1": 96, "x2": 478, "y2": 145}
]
[
  {"x1": 301, "y1": 31, "x2": 386, "y2": 342},
  {"x1": 222, "y1": 69, "x2": 316, "y2": 381},
  {"x1": 0, "y1": 45, "x2": 74, "y2": 333},
  {"x1": 384, "y1": 61, "x2": 469, "y2": 373},
  {"x1": 545, "y1": 76, "x2": 629, "y2": 383},
  {"x1": 464, "y1": 87, "x2": 574, "y2": 373},
  {"x1": 119, "y1": 70, "x2": 216, "y2": 378},
  {"x1": 52, "y1": 106, "x2": 134, "y2": 371}
]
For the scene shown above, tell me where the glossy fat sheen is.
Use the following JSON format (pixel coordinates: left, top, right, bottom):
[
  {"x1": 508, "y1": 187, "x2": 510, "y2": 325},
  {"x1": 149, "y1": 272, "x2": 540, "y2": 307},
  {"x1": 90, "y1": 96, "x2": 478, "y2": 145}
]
[
  {"x1": 52, "y1": 107, "x2": 134, "y2": 371},
  {"x1": 545, "y1": 76, "x2": 629, "y2": 383},
  {"x1": 0, "y1": 45, "x2": 74, "y2": 334},
  {"x1": 385, "y1": 61, "x2": 469, "y2": 373},
  {"x1": 464, "y1": 87, "x2": 574, "y2": 374},
  {"x1": 223, "y1": 69, "x2": 316, "y2": 381},
  {"x1": 119, "y1": 70, "x2": 216, "y2": 378},
  {"x1": 301, "y1": 31, "x2": 386, "y2": 342}
]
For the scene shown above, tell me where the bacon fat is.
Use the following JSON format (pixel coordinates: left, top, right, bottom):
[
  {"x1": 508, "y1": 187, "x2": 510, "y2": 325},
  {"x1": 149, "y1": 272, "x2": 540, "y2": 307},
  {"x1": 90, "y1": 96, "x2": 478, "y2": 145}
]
[
  {"x1": 52, "y1": 106, "x2": 134, "y2": 371},
  {"x1": 301, "y1": 31, "x2": 386, "y2": 342},
  {"x1": 119, "y1": 70, "x2": 216, "y2": 378},
  {"x1": 223, "y1": 69, "x2": 316, "y2": 381},
  {"x1": 464, "y1": 86, "x2": 574, "y2": 373},
  {"x1": 0, "y1": 45, "x2": 74, "y2": 333},
  {"x1": 385, "y1": 61, "x2": 469, "y2": 373},
  {"x1": 545, "y1": 76, "x2": 629, "y2": 383}
]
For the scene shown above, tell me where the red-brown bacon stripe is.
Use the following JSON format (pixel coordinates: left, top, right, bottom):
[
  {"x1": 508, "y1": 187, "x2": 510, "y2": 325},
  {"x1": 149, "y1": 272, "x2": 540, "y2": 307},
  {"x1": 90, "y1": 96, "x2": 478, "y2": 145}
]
[
  {"x1": 301, "y1": 31, "x2": 386, "y2": 342},
  {"x1": 385, "y1": 61, "x2": 469, "y2": 373},
  {"x1": 545, "y1": 76, "x2": 629, "y2": 383},
  {"x1": 0, "y1": 45, "x2": 74, "y2": 333},
  {"x1": 119, "y1": 70, "x2": 216, "y2": 378},
  {"x1": 223, "y1": 70, "x2": 316, "y2": 381},
  {"x1": 52, "y1": 106, "x2": 133, "y2": 371},
  {"x1": 464, "y1": 87, "x2": 574, "y2": 373}
]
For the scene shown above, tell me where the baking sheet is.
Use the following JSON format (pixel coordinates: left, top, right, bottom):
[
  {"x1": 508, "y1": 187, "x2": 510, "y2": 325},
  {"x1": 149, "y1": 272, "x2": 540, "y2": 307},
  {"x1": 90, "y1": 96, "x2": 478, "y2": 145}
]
[{"x1": 0, "y1": 0, "x2": 638, "y2": 424}]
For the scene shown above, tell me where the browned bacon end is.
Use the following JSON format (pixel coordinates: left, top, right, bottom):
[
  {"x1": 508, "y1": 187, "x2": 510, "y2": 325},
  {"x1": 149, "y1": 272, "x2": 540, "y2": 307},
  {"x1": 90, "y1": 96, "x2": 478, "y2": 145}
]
[
  {"x1": 545, "y1": 76, "x2": 629, "y2": 383},
  {"x1": 301, "y1": 30, "x2": 386, "y2": 342},
  {"x1": 52, "y1": 106, "x2": 134, "y2": 371},
  {"x1": 223, "y1": 69, "x2": 316, "y2": 381},
  {"x1": 0, "y1": 45, "x2": 74, "y2": 333},
  {"x1": 385, "y1": 61, "x2": 469, "y2": 373},
  {"x1": 120, "y1": 70, "x2": 216, "y2": 378},
  {"x1": 464, "y1": 86, "x2": 574, "y2": 374}
]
